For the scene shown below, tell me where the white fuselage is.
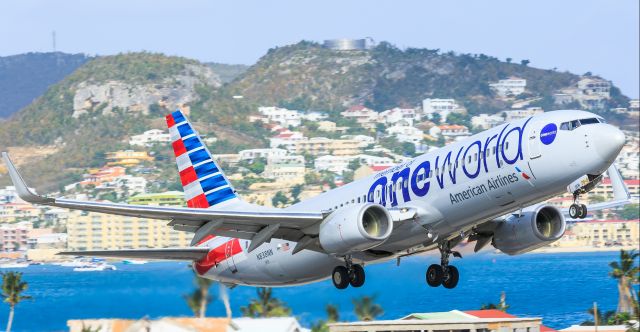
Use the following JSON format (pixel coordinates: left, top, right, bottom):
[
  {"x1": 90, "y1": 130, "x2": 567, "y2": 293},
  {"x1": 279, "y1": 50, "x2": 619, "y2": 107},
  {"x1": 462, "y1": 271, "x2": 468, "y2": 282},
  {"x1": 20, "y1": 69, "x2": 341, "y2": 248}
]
[{"x1": 195, "y1": 110, "x2": 624, "y2": 286}]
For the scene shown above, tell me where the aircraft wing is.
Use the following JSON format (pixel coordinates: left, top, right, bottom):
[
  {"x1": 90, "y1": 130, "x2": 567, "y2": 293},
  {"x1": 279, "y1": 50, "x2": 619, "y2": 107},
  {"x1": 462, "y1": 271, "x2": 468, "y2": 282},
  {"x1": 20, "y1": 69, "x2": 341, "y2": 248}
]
[
  {"x1": 2, "y1": 152, "x2": 325, "y2": 252},
  {"x1": 58, "y1": 248, "x2": 210, "y2": 260}
]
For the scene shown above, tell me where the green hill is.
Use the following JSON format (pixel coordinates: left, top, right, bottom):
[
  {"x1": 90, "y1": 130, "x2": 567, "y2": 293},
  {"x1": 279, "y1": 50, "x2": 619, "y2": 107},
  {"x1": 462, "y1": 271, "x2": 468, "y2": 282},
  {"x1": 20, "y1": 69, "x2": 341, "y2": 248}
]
[{"x1": 0, "y1": 52, "x2": 89, "y2": 118}]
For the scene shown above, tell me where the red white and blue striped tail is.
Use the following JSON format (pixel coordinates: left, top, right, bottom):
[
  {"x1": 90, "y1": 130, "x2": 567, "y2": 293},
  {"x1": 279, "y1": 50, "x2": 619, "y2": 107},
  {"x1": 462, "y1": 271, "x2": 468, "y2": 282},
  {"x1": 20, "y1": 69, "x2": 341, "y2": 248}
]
[{"x1": 166, "y1": 110, "x2": 239, "y2": 209}]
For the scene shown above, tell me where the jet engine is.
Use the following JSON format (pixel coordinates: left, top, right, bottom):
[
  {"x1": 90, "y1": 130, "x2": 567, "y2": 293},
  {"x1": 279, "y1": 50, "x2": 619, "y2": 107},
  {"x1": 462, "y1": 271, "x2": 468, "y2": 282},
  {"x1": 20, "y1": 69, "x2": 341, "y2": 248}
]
[
  {"x1": 319, "y1": 203, "x2": 393, "y2": 255},
  {"x1": 493, "y1": 205, "x2": 566, "y2": 255}
]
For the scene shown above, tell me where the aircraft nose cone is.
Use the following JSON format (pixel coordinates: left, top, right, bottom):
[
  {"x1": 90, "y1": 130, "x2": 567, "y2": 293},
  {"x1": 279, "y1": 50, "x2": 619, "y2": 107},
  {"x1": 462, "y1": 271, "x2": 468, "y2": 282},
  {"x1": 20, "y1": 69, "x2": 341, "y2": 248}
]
[{"x1": 593, "y1": 125, "x2": 625, "y2": 163}]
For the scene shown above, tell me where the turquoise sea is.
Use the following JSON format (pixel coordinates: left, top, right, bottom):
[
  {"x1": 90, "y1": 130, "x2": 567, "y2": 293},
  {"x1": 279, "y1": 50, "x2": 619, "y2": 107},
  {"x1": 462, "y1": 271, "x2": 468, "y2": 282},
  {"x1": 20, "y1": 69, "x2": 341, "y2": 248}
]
[{"x1": 0, "y1": 251, "x2": 624, "y2": 332}]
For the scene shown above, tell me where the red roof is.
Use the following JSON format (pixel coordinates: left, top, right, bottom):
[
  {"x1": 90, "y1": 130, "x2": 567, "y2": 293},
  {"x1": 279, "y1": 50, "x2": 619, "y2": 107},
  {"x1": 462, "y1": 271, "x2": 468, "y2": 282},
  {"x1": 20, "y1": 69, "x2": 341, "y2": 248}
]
[
  {"x1": 464, "y1": 310, "x2": 557, "y2": 332},
  {"x1": 372, "y1": 165, "x2": 391, "y2": 171},
  {"x1": 348, "y1": 105, "x2": 367, "y2": 111},
  {"x1": 464, "y1": 310, "x2": 515, "y2": 319},
  {"x1": 584, "y1": 219, "x2": 638, "y2": 223},
  {"x1": 601, "y1": 179, "x2": 639, "y2": 186}
]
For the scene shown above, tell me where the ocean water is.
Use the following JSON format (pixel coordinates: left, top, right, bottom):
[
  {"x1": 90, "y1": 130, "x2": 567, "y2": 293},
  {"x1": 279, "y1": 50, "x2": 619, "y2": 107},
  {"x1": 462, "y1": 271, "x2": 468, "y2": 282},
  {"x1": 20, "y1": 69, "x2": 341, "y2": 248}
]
[{"x1": 0, "y1": 251, "x2": 623, "y2": 332}]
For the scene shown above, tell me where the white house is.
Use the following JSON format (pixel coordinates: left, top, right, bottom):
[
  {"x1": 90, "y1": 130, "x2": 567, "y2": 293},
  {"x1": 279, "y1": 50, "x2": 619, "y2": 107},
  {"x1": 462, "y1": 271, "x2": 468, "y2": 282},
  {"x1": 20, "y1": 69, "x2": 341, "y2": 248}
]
[
  {"x1": 501, "y1": 107, "x2": 544, "y2": 122},
  {"x1": 263, "y1": 155, "x2": 306, "y2": 180},
  {"x1": 379, "y1": 107, "x2": 418, "y2": 125},
  {"x1": 386, "y1": 123, "x2": 424, "y2": 144},
  {"x1": 430, "y1": 124, "x2": 470, "y2": 139},
  {"x1": 129, "y1": 129, "x2": 171, "y2": 146},
  {"x1": 489, "y1": 77, "x2": 527, "y2": 97},
  {"x1": 258, "y1": 106, "x2": 301, "y2": 127},
  {"x1": 269, "y1": 131, "x2": 306, "y2": 151},
  {"x1": 300, "y1": 111, "x2": 328, "y2": 122},
  {"x1": 422, "y1": 99, "x2": 462, "y2": 121},
  {"x1": 314, "y1": 155, "x2": 354, "y2": 174},
  {"x1": 340, "y1": 134, "x2": 375, "y2": 148},
  {"x1": 340, "y1": 105, "x2": 379, "y2": 129},
  {"x1": 239, "y1": 148, "x2": 287, "y2": 161},
  {"x1": 471, "y1": 113, "x2": 504, "y2": 130}
]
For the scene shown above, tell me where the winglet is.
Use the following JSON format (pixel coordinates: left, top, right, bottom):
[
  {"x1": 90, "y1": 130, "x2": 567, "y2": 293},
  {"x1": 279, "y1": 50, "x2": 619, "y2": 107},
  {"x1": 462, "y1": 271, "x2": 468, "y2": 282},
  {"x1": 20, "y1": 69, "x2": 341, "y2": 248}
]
[
  {"x1": 1, "y1": 152, "x2": 54, "y2": 204},
  {"x1": 608, "y1": 164, "x2": 630, "y2": 201}
]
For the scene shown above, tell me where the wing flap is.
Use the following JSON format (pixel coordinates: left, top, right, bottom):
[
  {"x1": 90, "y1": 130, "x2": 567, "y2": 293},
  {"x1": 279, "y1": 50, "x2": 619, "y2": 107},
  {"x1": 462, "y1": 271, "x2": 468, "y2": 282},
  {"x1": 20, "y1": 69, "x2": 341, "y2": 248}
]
[{"x1": 58, "y1": 248, "x2": 210, "y2": 261}]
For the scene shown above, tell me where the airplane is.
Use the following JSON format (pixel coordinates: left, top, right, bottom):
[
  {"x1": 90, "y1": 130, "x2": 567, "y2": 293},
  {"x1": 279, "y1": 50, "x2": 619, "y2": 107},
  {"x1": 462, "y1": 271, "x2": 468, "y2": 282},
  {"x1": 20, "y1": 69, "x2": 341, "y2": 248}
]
[{"x1": 2, "y1": 109, "x2": 631, "y2": 290}]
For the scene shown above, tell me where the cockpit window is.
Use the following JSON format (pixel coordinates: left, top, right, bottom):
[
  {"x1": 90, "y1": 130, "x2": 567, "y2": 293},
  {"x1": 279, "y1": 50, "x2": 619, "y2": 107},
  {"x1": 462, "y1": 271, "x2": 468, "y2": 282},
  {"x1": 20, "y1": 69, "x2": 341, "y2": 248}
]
[
  {"x1": 560, "y1": 117, "x2": 602, "y2": 130},
  {"x1": 579, "y1": 118, "x2": 600, "y2": 125}
]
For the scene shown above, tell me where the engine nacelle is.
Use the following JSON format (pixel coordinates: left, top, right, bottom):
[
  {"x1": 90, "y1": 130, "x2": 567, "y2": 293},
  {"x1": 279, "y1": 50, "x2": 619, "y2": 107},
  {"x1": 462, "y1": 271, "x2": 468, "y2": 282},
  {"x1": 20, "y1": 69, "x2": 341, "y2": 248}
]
[
  {"x1": 319, "y1": 203, "x2": 393, "y2": 255},
  {"x1": 493, "y1": 205, "x2": 566, "y2": 255}
]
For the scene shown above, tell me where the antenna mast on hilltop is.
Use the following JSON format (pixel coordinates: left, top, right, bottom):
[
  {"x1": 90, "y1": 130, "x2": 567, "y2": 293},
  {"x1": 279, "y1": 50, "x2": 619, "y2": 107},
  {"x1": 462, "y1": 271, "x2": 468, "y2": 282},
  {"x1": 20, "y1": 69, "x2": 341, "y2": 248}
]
[{"x1": 52, "y1": 30, "x2": 56, "y2": 52}]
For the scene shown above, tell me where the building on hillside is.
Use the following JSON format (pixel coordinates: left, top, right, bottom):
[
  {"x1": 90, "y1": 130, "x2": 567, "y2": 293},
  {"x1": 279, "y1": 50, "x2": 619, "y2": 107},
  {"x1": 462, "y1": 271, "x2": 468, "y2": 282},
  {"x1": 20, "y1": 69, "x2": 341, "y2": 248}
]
[
  {"x1": 340, "y1": 134, "x2": 375, "y2": 148},
  {"x1": 0, "y1": 186, "x2": 21, "y2": 204},
  {"x1": 489, "y1": 77, "x2": 527, "y2": 97},
  {"x1": 263, "y1": 155, "x2": 306, "y2": 182},
  {"x1": 340, "y1": 105, "x2": 379, "y2": 129},
  {"x1": 0, "y1": 222, "x2": 31, "y2": 251},
  {"x1": 555, "y1": 77, "x2": 612, "y2": 110},
  {"x1": 616, "y1": 143, "x2": 640, "y2": 180},
  {"x1": 501, "y1": 107, "x2": 544, "y2": 122},
  {"x1": 329, "y1": 309, "x2": 554, "y2": 332},
  {"x1": 293, "y1": 137, "x2": 362, "y2": 156},
  {"x1": 422, "y1": 98, "x2": 463, "y2": 121},
  {"x1": 233, "y1": 317, "x2": 310, "y2": 332},
  {"x1": 128, "y1": 191, "x2": 185, "y2": 206},
  {"x1": 269, "y1": 131, "x2": 306, "y2": 150},
  {"x1": 570, "y1": 219, "x2": 639, "y2": 248},
  {"x1": 106, "y1": 150, "x2": 154, "y2": 167},
  {"x1": 239, "y1": 148, "x2": 288, "y2": 161},
  {"x1": 560, "y1": 324, "x2": 634, "y2": 332},
  {"x1": 629, "y1": 99, "x2": 639, "y2": 113},
  {"x1": 430, "y1": 124, "x2": 470, "y2": 140},
  {"x1": 75, "y1": 166, "x2": 126, "y2": 188},
  {"x1": 258, "y1": 106, "x2": 301, "y2": 127},
  {"x1": 66, "y1": 210, "x2": 191, "y2": 250},
  {"x1": 300, "y1": 111, "x2": 328, "y2": 122},
  {"x1": 577, "y1": 77, "x2": 611, "y2": 98},
  {"x1": 590, "y1": 178, "x2": 639, "y2": 204},
  {"x1": 379, "y1": 107, "x2": 419, "y2": 126},
  {"x1": 129, "y1": 129, "x2": 171, "y2": 146},
  {"x1": 386, "y1": 123, "x2": 425, "y2": 145},
  {"x1": 26, "y1": 229, "x2": 67, "y2": 250},
  {"x1": 314, "y1": 155, "x2": 354, "y2": 174},
  {"x1": 0, "y1": 202, "x2": 42, "y2": 223},
  {"x1": 95, "y1": 175, "x2": 147, "y2": 196},
  {"x1": 472, "y1": 113, "x2": 505, "y2": 129},
  {"x1": 214, "y1": 154, "x2": 241, "y2": 166}
]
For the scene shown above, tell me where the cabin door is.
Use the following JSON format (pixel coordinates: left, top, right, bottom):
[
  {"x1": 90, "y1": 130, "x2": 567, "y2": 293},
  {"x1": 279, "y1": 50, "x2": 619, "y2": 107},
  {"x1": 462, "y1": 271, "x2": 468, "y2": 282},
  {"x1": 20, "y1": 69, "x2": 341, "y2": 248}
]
[{"x1": 528, "y1": 127, "x2": 542, "y2": 159}]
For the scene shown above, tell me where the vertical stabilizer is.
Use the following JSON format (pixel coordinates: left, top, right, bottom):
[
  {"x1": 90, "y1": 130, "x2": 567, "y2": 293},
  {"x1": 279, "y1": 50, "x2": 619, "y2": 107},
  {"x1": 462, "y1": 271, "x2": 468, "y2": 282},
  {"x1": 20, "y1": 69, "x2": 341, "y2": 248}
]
[{"x1": 166, "y1": 110, "x2": 239, "y2": 208}]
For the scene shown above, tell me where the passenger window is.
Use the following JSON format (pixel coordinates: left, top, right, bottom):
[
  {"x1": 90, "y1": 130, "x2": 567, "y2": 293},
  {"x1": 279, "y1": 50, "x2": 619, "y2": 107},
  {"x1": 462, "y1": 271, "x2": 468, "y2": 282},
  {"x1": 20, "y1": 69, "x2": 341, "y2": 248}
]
[
  {"x1": 506, "y1": 142, "x2": 509, "y2": 150},
  {"x1": 357, "y1": 197, "x2": 360, "y2": 203}
]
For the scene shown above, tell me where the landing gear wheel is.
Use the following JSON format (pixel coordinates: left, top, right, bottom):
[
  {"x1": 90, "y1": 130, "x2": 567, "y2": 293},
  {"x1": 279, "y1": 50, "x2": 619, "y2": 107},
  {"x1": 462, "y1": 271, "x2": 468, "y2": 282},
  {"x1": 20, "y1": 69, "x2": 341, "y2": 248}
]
[
  {"x1": 442, "y1": 266, "x2": 459, "y2": 289},
  {"x1": 332, "y1": 266, "x2": 350, "y2": 289},
  {"x1": 426, "y1": 264, "x2": 444, "y2": 287},
  {"x1": 350, "y1": 264, "x2": 365, "y2": 287},
  {"x1": 569, "y1": 204, "x2": 580, "y2": 219},
  {"x1": 578, "y1": 204, "x2": 588, "y2": 219}
]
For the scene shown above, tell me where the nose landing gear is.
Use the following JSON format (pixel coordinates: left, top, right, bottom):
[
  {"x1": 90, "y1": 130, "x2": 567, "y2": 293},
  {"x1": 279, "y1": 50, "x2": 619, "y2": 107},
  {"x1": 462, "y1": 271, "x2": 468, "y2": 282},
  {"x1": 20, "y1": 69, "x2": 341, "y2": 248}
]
[
  {"x1": 331, "y1": 256, "x2": 365, "y2": 289},
  {"x1": 426, "y1": 241, "x2": 461, "y2": 289},
  {"x1": 569, "y1": 194, "x2": 588, "y2": 219}
]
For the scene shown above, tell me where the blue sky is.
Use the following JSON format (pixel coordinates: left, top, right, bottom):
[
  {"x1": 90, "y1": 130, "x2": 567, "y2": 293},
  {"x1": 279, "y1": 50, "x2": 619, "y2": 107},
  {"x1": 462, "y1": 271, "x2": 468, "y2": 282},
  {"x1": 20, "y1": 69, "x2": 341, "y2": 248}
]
[{"x1": 1, "y1": 0, "x2": 638, "y2": 98}]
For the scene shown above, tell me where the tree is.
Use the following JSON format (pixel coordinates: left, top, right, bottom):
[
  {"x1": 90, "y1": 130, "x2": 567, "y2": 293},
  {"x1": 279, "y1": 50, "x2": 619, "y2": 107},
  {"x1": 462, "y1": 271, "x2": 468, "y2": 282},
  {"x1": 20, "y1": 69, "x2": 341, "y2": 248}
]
[
  {"x1": 272, "y1": 191, "x2": 289, "y2": 207},
  {"x1": 520, "y1": 59, "x2": 530, "y2": 66},
  {"x1": 183, "y1": 271, "x2": 214, "y2": 318},
  {"x1": 506, "y1": 57, "x2": 512, "y2": 64},
  {"x1": 1, "y1": 272, "x2": 32, "y2": 332},
  {"x1": 312, "y1": 304, "x2": 340, "y2": 332},
  {"x1": 480, "y1": 291, "x2": 510, "y2": 312},
  {"x1": 240, "y1": 287, "x2": 291, "y2": 318},
  {"x1": 291, "y1": 184, "x2": 304, "y2": 204},
  {"x1": 609, "y1": 249, "x2": 639, "y2": 314},
  {"x1": 352, "y1": 295, "x2": 383, "y2": 321}
]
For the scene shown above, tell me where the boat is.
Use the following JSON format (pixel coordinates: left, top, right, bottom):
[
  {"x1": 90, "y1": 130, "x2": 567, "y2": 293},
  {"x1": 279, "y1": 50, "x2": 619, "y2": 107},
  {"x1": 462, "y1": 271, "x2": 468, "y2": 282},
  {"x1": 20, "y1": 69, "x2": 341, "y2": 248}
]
[
  {"x1": 0, "y1": 261, "x2": 30, "y2": 269},
  {"x1": 73, "y1": 263, "x2": 117, "y2": 272},
  {"x1": 57, "y1": 259, "x2": 90, "y2": 267},
  {"x1": 122, "y1": 259, "x2": 148, "y2": 265}
]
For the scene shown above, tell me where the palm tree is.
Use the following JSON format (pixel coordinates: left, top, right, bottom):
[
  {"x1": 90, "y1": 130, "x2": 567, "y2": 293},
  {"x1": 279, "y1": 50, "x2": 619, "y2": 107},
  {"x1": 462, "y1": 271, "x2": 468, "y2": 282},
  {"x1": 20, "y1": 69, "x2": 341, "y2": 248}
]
[
  {"x1": 352, "y1": 296, "x2": 383, "y2": 321},
  {"x1": 1, "y1": 271, "x2": 32, "y2": 332},
  {"x1": 609, "y1": 249, "x2": 639, "y2": 314},
  {"x1": 311, "y1": 304, "x2": 340, "y2": 332},
  {"x1": 240, "y1": 287, "x2": 291, "y2": 318},
  {"x1": 183, "y1": 272, "x2": 213, "y2": 318},
  {"x1": 480, "y1": 291, "x2": 510, "y2": 312}
]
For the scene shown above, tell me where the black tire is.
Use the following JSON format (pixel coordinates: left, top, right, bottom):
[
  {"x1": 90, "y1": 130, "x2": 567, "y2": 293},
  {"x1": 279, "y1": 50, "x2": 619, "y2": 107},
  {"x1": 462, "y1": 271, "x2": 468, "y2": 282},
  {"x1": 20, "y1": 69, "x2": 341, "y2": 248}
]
[
  {"x1": 350, "y1": 264, "x2": 365, "y2": 287},
  {"x1": 426, "y1": 264, "x2": 444, "y2": 287},
  {"x1": 579, "y1": 204, "x2": 588, "y2": 219},
  {"x1": 442, "y1": 265, "x2": 459, "y2": 289},
  {"x1": 332, "y1": 266, "x2": 350, "y2": 289},
  {"x1": 569, "y1": 204, "x2": 579, "y2": 219}
]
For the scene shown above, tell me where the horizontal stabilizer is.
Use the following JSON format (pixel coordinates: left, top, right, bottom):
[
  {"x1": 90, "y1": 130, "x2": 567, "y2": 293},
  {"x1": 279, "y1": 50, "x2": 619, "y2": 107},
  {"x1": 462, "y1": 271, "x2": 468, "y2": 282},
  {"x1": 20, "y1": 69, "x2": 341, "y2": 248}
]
[{"x1": 58, "y1": 248, "x2": 210, "y2": 261}]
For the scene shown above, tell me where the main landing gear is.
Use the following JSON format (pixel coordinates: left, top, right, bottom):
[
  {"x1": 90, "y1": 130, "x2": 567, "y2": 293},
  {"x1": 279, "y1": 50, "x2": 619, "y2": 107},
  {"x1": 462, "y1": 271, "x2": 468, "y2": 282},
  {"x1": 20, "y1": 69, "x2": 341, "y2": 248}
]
[
  {"x1": 332, "y1": 256, "x2": 365, "y2": 289},
  {"x1": 569, "y1": 194, "x2": 588, "y2": 219},
  {"x1": 426, "y1": 241, "x2": 461, "y2": 289}
]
